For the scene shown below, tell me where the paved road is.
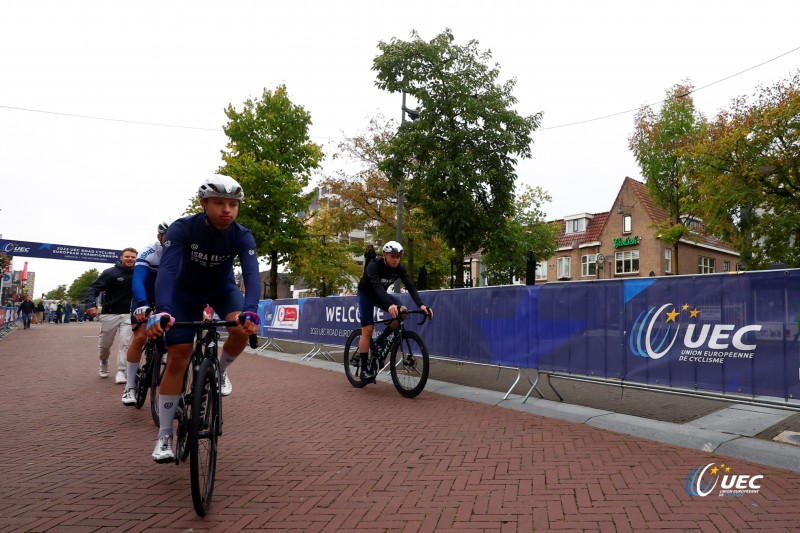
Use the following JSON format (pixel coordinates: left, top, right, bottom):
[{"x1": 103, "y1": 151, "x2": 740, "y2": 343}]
[{"x1": 2, "y1": 322, "x2": 800, "y2": 532}]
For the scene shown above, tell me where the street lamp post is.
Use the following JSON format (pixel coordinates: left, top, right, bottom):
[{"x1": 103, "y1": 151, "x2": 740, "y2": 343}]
[
  {"x1": 395, "y1": 90, "x2": 419, "y2": 292},
  {"x1": 396, "y1": 90, "x2": 420, "y2": 247}
]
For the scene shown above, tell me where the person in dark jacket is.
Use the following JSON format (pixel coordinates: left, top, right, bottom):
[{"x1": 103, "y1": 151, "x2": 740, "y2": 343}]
[
  {"x1": 355, "y1": 240, "x2": 433, "y2": 380},
  {"x1": 363, "y1": 244, "x2": 376, "y2": 273},
  {"x1": 85, "y1": 248, "x2": 137, "y2": 382},
  {"x1": 35, "y1": 300, "x2": 45, "y2": 324},
  {"x1": 18, "y1": 295, "x2": 35, "y2": 329}
]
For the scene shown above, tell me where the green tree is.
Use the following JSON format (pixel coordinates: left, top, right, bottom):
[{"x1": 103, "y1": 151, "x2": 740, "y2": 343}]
[
  {"x1": 692, "y1": 73, "x2": 800, "y2": 268},
  {"x1": 0, "y1": 252, "x2": 9, "y2": 273},
  {"x1": 318, "y1": 116, "x2": 450, "y2": 289},
  {"x1": 287, "y1": 208, "x2": 364, "y2": 296},
  {"x1": 219, "y1": 85, "x2": 324, "y2": 299},
  {"x1": 481, "y1": 185, "x2": 559, "y2": 285},
  {"x1": 628, "y1": 82, "x2": 706, "y2": 274},
  {"x1": 45, "y1": 285, "x2": 67, "y2": 300},
  {"x1": 67, "y1": 269, "x2": 99, "y2": 303},
  {"x1": 373, "y1": 29, "x2": 541, "y2": 286}
]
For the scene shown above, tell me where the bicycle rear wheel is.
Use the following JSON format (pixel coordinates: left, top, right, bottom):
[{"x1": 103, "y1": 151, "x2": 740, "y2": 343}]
[
  {"x1": 134, "y1": 343, "x2": 151, "y2": 410},
  {"x1": 343, "y1": 329, "x2": 369, "y2": 388},
  {"x1": 175, "y1": 365, "x2": 193, "y2": 463},
  {"x1": 189, "y1": 357, "x2": 219, "y2": 516},
  {"x1": 389, "y1": 331, "x2": 429, "y2": 398},
  {"x1": 149, "y1": 347, "x2": 167, "y2": 427}
]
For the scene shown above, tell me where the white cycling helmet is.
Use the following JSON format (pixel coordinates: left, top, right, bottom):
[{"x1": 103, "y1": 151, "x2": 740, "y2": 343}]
[
  {"x1": 157, "y1": 220, "x2": 170, "y2": 235},
  {"x1": 198, "y1": 175, "x2": 245, "y2": 201},
  {"x1": 382, "y1": 241, "x2": 404, "y2": 255}
]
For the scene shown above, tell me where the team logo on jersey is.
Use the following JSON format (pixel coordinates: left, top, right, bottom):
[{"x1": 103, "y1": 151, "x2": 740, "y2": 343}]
[
  {"x1": 164, "y1": 240, "x2": 171, "y2": 247},
  {"x1": 191, "y1": 244, "x2": 199, "y2": 250},
  {"x1": 248, "y1": 249, "x2": 255, "y2": 255}
]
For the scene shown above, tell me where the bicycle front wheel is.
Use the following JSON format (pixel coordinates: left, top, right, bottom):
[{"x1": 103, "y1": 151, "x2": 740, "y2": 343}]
[
  {"x1": 189, "y1": 358, "x2": 219, "y2": 516},
  {"x1": 343, "y1": 329, "x2": 368, "y2": 388},
  {"x1": 389, "y1": 331, "x2": 429, "y2": 398}
]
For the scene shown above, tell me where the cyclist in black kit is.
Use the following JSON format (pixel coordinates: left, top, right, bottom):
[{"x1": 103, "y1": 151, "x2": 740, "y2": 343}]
[{"x1": 356, "y1": 241, "x2": 433, "y2": 380}]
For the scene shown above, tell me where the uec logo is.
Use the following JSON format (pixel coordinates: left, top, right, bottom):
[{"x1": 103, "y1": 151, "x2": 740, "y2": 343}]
[
  {"x1": 631, "y1": 303, "x2": 761, "y2": 359},
  {"x1": 685, "y1": 463, "x2": 763, "y2": 497}
]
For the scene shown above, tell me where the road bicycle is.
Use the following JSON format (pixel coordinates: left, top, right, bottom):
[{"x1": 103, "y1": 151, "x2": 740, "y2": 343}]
[
  {"x1": 343, "y1": 309, "x2": 431, "y2": 398},
  {"x1": 157, "y1": 314, "x2": 257, "y2": 516},
  {"x1": 131, "y1": 319, "x2": 168, "y2": 426}
]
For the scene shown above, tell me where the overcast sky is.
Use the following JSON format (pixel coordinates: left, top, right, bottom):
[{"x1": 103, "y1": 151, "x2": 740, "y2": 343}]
[{"x1": 1, "y1": 0, "x2": 798, "y2": 296}]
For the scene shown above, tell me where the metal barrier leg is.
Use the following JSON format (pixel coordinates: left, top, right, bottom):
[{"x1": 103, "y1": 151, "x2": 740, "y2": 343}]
[
  {"x1": 256, "y1": 336, "x2": 284, "y2": 353},
  {"x1": 502, "y1": 368, "x2": 522, "y2": 400}
]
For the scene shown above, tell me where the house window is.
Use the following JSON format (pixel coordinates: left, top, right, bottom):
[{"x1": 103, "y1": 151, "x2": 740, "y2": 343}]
[
  {"x1": 698, "y1": 257, "x2": 716, "y2": 274},
  {"x1": 581, "y1": 254, "x2": 597, "y2": 277},
  {"x1": 615, "y1": 250, "x2": 639, "y2": 274},
  {"x1": 557, "y1": 257, "x2": 571, "y2": 279},
  {"x1": 623, "y1": 214, "x2": 632, "y2": 234},
  {"x1": 535, "y1": 260, "x2": 547, "y2": 280},
  {"x1": 565, "y1": 218, "x2": 587, "y2": 234},
  {"x1": 723, "y1": 261, "x2": 730, "y2": 272},
  {"x1": 664, "y1": 249, "x2": 672, "y2": 273}
]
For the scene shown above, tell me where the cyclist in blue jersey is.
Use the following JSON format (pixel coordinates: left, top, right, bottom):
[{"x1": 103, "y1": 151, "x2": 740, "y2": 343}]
[
  {"x1": 121, "y1": 221, "x2": 170, "y2": 407},
  {"x1": 356, "y1": 241, "x2": 432, "y2": 380},
  {"x1": 146, "y1": 175, "x2": 261, "y2": 463}
]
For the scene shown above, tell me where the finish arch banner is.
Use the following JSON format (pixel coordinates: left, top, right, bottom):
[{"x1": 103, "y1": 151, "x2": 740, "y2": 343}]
[{"x1": 0, "y1": 239, "x2": 121, "y2": 264}]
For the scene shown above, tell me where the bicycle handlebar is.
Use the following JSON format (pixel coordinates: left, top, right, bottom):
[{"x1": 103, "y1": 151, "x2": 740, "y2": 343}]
[
  {"x1": 374, "y1": 308, "x2": 432, "y2": 327},
  {"x1": 161, "y1": 313, "x2": 259, "y2": 349}
]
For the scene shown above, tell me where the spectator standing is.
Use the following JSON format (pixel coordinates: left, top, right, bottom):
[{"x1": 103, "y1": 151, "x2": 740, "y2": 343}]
[
  {"x1": 55, "y1": 301, "x2": 64, "y2": 324},
  {"x1": 85, "y1": 248, "x2": 137, "y2": 382},
  {"x1": 64, "y1": 301, "x2": 73, "y2": 324},
  {"x1": 363, "y1": 244, "x2": 376, "y2": 273},
  {"x1": 18, "y1": 295, "x2": 35, "y2": 329},
  {"x1": 35, "y1": 300, "x2": 45, "y2": 325}
]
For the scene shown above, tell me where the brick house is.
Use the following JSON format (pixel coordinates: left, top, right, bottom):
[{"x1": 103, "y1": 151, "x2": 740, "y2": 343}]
[{"x1": 537, "y1": 177, "x2": 740, "y2": 282}]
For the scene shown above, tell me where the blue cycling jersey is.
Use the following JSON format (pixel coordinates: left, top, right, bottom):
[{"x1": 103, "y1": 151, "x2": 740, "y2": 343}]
[
  {"x1": 154, "y1": 213, "x2": 260, "y2": 317},
  {"x1": 131, "y1": 240, "x2": 163, "y2": 309}
]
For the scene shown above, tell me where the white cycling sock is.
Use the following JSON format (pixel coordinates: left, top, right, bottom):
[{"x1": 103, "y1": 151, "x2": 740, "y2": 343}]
[
  {"x1": 219, "y1": 349, "x2": 237, "y2": 373},
  {"x1": 126, "y1": 362, "x2": 139, "y2": 389},
  {"x1": 157, "y1": 394, "x2": 180, "y2": 438}
]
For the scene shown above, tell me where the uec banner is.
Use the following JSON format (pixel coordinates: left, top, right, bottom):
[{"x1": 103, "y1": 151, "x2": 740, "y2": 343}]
[
  {"x1": 0, "y1": 239, "x2": 121, "y2": 264},
  {"x1": 256, "y1": 270, "x2": 800, "y2": 402}
]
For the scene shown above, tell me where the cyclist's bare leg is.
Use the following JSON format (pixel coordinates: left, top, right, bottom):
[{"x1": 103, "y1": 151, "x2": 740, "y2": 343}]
[
  {"x1": 126, "y1": 324, "x2": 147, "y2": 364},
  {"x1": 358, "y1": 325, "x2": 374, "y2": 353},
  {"x1": 221, "y1": 310, "x2": 248, "y2": 362},
  {"x1": 124, "y1": 324, "x2": 148, "y2": 390},
  {"x1": 159, "y1": 344, "x2": 193, "y2": 395}
]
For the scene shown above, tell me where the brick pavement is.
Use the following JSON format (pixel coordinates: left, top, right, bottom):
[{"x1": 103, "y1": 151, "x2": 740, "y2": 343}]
[{"x1": 2, "y1": 322, "x2": 800, "y2": 532}]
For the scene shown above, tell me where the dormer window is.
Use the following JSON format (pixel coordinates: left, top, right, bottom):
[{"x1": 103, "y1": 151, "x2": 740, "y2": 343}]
[
  {"x1": 564, "y1": 213, "x2": 592, "y2": 234},
  {"x1": 680, "y1": 214, "x2": 702, "y2": 229}
]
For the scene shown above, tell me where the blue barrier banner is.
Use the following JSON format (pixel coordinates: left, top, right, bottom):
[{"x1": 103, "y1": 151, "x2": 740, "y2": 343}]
[
  {"x1": 0, "y1": 239, "x2": 121, "y2": 263},
  {"x1": 256, "y1": 270, "x2": 800, "y2": 401}
]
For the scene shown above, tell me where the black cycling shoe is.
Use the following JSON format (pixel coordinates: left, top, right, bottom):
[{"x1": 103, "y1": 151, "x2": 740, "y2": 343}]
[{"x1": 360, "y1": 368, "x2": 376, "y2": 382}]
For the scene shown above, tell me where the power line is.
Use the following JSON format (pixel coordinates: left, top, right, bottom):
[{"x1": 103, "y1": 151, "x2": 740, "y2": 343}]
[
  {"x1": 0, "y1": 105, "x2": 221, "y2": 131},
  {"x1": 537, "y1": 45, "x2": 800, "y2": 131},
  {"x1": 2, "y1": 45, "x2": 798, "y2": 134}
]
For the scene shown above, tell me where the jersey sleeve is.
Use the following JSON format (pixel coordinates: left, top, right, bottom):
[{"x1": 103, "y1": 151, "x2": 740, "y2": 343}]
[
  {"x1": 154, "y1": 224, "x2": 186, "y2": 316},
  {"x1": 238, "y1": 228, "x2": 261, "y2": 313},
  {"x1": 84, "y1": 269, "x2": 112, "y2": 309},
  {"x1": 131, "y1": 263, "x2": 150, "y2": 309}
]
